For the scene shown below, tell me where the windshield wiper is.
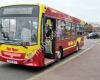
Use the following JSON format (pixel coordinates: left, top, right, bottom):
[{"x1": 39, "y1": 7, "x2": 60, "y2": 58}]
[{"x1": 0, "y1": 39, "x2": 19, "y2": 45}]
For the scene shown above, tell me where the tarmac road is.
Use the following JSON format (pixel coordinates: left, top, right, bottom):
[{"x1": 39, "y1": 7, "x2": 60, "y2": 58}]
[
  {"x1": 0, "y1": 38, "x2": 99, "y2": 80},
  {"x1": 36, "y1": 39, "x2": 100, "y2": 80}
]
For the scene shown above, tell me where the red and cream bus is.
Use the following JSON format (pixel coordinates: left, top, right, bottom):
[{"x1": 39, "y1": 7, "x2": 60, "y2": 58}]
[{"x1": 0, "y1": 4, "x2": 85, "y2": 67}]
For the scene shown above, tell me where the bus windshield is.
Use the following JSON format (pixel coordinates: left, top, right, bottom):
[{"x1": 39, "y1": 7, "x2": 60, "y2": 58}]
[{"x1": 0, "y1": 5, "x2": 39, "y2": 45}]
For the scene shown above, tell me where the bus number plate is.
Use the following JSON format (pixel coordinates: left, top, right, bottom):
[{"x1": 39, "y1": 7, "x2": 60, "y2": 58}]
[{"x1": 7, "y1": 60, "x2": 17, "y2": 64}]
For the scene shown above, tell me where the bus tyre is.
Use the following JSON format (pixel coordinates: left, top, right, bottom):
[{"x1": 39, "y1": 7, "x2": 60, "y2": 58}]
[{"x1": 57, "y1": 48, "x2": 63, "y2": 60}]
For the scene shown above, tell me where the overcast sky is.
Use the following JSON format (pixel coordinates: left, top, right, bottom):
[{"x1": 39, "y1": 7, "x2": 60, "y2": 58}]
[{"x1": 0, "y1": 0, "x2": 99, "y2": 23}]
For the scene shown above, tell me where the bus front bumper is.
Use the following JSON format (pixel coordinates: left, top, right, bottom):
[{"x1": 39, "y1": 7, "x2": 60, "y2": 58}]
[{"x1": 0, "y1": 51, "x2": 44, "y2": 67}]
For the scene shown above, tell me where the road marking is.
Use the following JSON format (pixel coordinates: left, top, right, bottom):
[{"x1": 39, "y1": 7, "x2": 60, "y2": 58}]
[{"x1": 27, "y1": 44, "x2": 95, "y2": 80}]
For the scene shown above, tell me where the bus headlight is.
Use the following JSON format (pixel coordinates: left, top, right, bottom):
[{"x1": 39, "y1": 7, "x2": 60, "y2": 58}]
[{"x1": 27, "y1": 53, "x2": 33, "y2": 59}]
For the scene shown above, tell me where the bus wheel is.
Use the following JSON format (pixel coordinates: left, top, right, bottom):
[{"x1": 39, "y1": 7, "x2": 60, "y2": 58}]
[{"x1": 57, "y1": 48, "x2": 63, "y2": 60}]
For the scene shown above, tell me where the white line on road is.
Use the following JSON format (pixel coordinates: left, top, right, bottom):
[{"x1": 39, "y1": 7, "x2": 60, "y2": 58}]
[{"x1": 27, "y1": 44, "x2": 95, "y2": 80}]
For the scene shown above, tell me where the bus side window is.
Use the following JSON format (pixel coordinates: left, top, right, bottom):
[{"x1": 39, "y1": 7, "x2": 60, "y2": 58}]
[
  {"x1": 56, "y1": 20, "x2": 63, "y2": 40},
  {"x1": 76, "y1": 24, "x2": 84, "y2": 36},
  {"x1": 71, "y1": 23, "x2": 76, "y2": 37},
  {"x1": 76, "y1": 24, "x2": 80, "y2": 36},
  {"x1": 61, "y1": 20, "x2": 66, "y2": 39},
  {"x1": 65, "y1": 22, "x2": 71, "y2": 38}
]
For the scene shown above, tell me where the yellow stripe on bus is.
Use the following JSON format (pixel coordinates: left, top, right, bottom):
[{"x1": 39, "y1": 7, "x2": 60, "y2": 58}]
[
  {"x1": 56, "y1": 45, "x2": 76, "y2": 53},
  {"x1": 63, "y1": 45, "x2": 76, "y2": 51}
]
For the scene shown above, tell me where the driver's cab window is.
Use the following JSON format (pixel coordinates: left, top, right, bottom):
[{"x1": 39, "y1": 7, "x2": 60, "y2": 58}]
[
  {"x1": 1, "y1": 19, "x2": 16, "y2": 40},
  {"x1": 21, "y1": 19, "x2": 38, "y2": 44},
  {"x1": 0, "y1": 17, "x2": 38, "y2": 45}
]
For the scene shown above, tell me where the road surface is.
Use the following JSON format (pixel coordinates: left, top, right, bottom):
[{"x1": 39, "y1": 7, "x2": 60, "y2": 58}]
[{"x1": 35, "y1": 39, "x2": 100, "y2": 80}]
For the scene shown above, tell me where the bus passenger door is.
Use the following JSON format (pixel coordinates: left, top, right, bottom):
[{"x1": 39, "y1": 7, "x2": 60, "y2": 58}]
[{"x1": 42, "y1": 16, "x2": 56, "y2": 59}]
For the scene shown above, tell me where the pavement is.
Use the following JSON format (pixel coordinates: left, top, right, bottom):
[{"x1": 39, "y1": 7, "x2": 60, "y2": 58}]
[
  {"x1": 32, "y1": 40, "x2": 100, "y2": 80},
  {"x1": 0, "y1": 39, "x2": 99, "y2": 80}
]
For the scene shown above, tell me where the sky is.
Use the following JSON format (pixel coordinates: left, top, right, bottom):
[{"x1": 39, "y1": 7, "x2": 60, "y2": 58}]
[{"x1": 0, "y1": 0, "x2": 99, "y2": 23}]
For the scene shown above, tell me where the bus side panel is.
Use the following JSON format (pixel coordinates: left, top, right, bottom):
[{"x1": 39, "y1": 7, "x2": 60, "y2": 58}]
[
  {"x1": 55, "y1": 39, "x2": 62, "y2": 51},
  {"x1": 61, "y1": 39, "x2": 72, "y2": 56},
  {"x1": 55, "y1": 38, "x2": 76, "y2": 58}
]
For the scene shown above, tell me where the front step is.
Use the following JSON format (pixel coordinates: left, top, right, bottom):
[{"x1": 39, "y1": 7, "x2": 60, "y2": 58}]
[{"x1": 45, "y1": 58, "x2": 55, "y2": 66}]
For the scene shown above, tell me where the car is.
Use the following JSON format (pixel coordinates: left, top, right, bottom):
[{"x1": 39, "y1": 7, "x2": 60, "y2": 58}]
[{"x1": 87, "y1": 32, "x2": 100, "y2": 39}]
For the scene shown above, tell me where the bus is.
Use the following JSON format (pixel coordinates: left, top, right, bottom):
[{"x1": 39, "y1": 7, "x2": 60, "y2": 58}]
[{"x1": 0, "y1": 4, "x2": 85, "y2": 67}]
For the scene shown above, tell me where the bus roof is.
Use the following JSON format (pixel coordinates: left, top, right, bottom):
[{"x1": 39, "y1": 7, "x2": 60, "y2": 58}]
[{"x1": 44, "y1": 5, "x2": 81, "y2": 24}]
